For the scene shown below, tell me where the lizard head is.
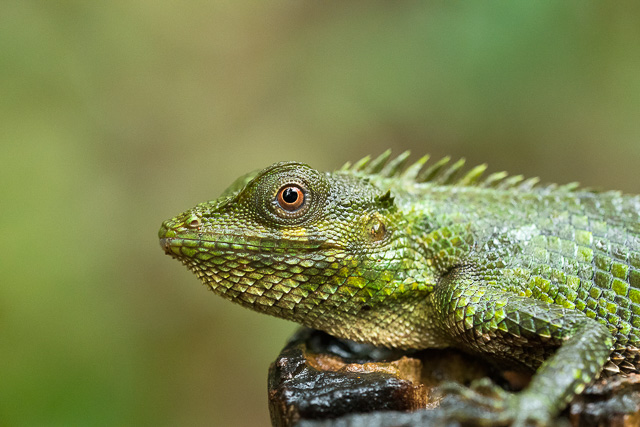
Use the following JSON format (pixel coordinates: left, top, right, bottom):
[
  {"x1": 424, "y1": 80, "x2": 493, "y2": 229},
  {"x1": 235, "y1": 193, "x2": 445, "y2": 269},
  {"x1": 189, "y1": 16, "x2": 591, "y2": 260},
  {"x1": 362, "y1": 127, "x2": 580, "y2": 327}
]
[{"x1": 159, "y1": 161, "x2": 433, "y2": 348}]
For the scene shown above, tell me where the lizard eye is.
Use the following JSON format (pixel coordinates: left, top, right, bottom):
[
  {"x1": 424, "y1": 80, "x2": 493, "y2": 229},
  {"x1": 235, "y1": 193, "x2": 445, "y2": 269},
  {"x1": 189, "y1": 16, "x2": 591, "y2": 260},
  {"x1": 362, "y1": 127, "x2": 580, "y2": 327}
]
[
  {"x1": 251, "y1": 163, "x2": 326, "y2": 225},
  {"x1": 276, "y1": 185, "x2": 305, "y2": 212}
]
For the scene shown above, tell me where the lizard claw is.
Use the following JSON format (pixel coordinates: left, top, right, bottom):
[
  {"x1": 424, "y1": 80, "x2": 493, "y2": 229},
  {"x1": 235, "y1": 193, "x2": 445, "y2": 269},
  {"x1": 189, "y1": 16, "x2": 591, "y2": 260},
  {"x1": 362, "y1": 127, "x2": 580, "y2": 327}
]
[
  {"x1": 439, "y1": 378, "x2": 510, "y2": 410},
  {"x1": 437, "y1": 380, "x2": 559, "y2": 427}
]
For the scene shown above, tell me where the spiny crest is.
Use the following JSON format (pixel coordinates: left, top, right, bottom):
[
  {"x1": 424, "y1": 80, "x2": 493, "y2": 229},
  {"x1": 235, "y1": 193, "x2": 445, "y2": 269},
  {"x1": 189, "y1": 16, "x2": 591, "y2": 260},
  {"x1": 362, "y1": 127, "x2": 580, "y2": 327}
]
[
  {"x1": 340, "y1": 150, "x2": 579, "y2": 191},
  {"x1": 374, "y1": 189, "x2": 395, "y2": 209}
]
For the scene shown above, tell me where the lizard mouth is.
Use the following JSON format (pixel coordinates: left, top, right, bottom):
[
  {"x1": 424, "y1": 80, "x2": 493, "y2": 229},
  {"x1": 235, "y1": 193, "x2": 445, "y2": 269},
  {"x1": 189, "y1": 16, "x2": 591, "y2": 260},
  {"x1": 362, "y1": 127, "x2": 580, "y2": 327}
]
[
  {"x1": 159, "y1": 235, "x2": 341, "y2": 259},
  {"x1": 158, "y1": 221, "x2": 341, "y2": 255},
  {"x1": 159, "y1": 238, "x2": 173, "y2": 254}
]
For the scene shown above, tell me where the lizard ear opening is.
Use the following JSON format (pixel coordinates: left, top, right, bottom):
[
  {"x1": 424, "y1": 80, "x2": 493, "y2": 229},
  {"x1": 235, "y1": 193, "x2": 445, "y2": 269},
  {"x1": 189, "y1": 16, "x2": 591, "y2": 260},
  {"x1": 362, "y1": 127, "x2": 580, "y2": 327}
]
[{"x1": 366, "y1": 214, "x2": 389, "y2": 243}]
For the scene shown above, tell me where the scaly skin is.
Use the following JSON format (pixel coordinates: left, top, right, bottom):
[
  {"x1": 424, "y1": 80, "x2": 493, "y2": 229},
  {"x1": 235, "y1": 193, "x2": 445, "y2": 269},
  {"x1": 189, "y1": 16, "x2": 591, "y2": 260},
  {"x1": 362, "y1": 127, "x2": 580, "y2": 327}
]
[{"x1": 159, "y1": 151, "x2": 640, "y2": 425}]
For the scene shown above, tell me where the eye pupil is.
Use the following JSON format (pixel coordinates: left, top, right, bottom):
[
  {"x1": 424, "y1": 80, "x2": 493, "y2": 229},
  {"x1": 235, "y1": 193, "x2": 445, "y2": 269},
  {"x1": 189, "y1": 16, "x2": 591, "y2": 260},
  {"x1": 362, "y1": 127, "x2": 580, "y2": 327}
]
[{"x1": 282, "y1": 187, "x2": 298, "y2": 204}]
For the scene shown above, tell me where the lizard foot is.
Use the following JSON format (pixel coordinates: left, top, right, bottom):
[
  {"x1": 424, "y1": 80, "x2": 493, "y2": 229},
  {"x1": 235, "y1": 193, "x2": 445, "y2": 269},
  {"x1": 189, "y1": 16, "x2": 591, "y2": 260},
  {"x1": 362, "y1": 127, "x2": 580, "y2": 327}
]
[{"x1": 438, "y1": 379, "x2": 562, "y2": 427}]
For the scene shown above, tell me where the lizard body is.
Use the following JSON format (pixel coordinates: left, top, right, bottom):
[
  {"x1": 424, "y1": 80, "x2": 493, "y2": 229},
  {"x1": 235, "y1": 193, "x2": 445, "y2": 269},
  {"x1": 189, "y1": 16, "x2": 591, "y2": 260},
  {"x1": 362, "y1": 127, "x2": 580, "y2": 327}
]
[{"x1": 159, "y1": 151, "x2": 640, "y2": 425}]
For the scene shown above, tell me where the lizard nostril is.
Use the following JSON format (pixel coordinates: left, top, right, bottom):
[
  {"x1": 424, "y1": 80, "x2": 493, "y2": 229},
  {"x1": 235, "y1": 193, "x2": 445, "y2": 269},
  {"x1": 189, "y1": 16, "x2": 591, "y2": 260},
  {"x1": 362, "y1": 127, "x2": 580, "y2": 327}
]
[{"x1": 186, "y1": 215, "x2": 201, "y2": 229}]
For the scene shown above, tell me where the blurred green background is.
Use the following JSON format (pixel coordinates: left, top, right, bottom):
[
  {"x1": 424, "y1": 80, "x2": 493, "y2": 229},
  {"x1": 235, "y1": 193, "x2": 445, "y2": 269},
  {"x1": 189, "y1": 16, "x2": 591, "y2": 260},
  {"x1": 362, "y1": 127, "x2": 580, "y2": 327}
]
[{"x1": 2, "y1": 1, "x2": 639, "y2": 426}]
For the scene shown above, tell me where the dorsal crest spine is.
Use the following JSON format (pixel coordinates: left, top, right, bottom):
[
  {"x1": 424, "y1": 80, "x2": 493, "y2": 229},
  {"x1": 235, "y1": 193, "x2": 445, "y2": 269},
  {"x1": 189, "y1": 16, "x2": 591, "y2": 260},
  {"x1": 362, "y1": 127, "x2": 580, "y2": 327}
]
[{"x1": 340, "y1": 150, "x2": 570, "y2": 191}]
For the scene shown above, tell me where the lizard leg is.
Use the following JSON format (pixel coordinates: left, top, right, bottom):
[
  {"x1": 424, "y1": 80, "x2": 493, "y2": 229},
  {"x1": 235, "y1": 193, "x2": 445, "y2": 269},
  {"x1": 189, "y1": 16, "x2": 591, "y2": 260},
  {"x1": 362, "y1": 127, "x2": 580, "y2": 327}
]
[
  {"x1": 430, "y1": 267, "x2": 615, "y2": 426},
  {"x1": 509, "y1": 319, "x2": 613, "y2": 426}
]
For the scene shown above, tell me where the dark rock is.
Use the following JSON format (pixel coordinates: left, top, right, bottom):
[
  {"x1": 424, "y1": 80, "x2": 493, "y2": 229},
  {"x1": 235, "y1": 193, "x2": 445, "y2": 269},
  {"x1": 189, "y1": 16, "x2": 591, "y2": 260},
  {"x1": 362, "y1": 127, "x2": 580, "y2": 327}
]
[
  {"x1": 570, "y1": 374, "x2": 640, "y2": 427},
  {"x1": 268, "y1": 328, "x2": 640, "y2": 427},
  {"x1": 268, "y1": 328, "x2": 488, "y2": 427}
]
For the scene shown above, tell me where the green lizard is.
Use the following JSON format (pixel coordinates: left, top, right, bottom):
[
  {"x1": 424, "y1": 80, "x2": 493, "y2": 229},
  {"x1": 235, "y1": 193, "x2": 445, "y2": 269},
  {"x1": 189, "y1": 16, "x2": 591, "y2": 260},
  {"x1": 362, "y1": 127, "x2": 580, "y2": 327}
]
[{"x1": 159, "y1": 151, "x2": 640, "y2": 426}]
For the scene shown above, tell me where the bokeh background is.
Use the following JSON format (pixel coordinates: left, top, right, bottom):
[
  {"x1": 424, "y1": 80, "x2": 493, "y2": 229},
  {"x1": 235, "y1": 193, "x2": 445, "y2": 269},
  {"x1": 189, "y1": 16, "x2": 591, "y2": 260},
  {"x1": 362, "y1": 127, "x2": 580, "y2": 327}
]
[{"x1": 2, "y1": 1, "x2": 640, "y2": 426}]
